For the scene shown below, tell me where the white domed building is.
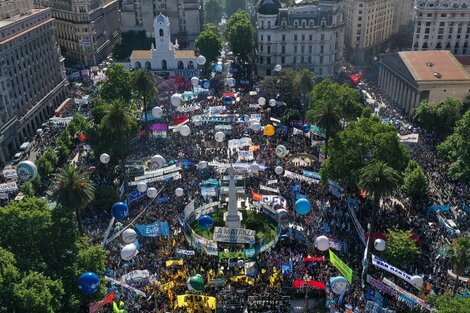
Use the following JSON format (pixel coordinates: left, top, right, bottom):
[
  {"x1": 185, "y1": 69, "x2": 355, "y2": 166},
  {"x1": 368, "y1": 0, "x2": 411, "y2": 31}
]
[{"x1": 129, "y1": 14, "x2": 199, "y2": 78}]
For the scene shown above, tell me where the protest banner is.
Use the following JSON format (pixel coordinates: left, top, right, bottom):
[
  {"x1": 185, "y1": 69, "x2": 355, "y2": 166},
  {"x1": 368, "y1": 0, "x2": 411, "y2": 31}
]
[
  {"x1": 365, "y1": 301, "x2": 396, "y2": 313},
  {"x1": 213, "y1": 227, "x2": 256, "y2": 244},
  {"x1": 261, "y1": 195, "x2": 288, "y2": 210},
  {"x1": 266, "y1": 179, "x2": 278, "y2": 185},
  {"x1": 382, "y1": 278, "x2": 433, "y2": 310},
  {"x1": 105, "y1": 277, "x2": 146, "y2": 297},
  {"x1": 228, "y1": 137, "x2": 252, "y2": 149},
  {"x1": 135, "y1": 221, "x2": 170, "y2": 237},
  {"x1": 175, "y1": 249, "x2": 195, "y2": 256},
  {"x1": 329, "y1": 250, "x2": 353, "y2": 284},
  {"x1": 219, "y1": 251, "x2": 245, "y2": 259},
  {"x1": 372, "y1": 255, "x2": 418, "y2": 289},
  {"x1": 347, "y1": 198, "x2": 367, "y2": 245},
  {"x1": 0, "y1": 181, "x2": 18, "y2": 193},
  {"x1": 88, "y1": 291, "x2": 115, "y2": 313},
  {"x1": 284, "y1": 170, "x2": 319, "y2": 184},
  {"x1": 259, "y1": 185, "x2": 279, "y2": 194},
  {"x1": 367, "y1": 275, "x2": 396, "y2": 297},
  {"x1": 176, "y1": 294, "x2": 217, "y2": 309},
  {"x1": 166, "y1": 259, "x2": 184, "y2": 267},
  {"x1": 121, "y1": 270, "x2": 150, "y2": 284},
  {"x1": 238, "y1": 150, "x2": 254, "y2": 161}
]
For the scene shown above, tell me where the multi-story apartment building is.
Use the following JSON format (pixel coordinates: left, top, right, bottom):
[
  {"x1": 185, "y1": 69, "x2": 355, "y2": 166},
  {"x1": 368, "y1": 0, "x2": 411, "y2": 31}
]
[
  {"x1": 413, "y1": 0, "x2": 470, "y2": 56},
  {"x1": 343, "y1": 0, "x2": 413, "y2": 63},
  {"x1": 255, "y1": 0, "x2": 345, "y2": 77},
  {"x1": 0, "y1": 0, "x2": 67, "y2": 165},
  {"x1": 121, "y1": 0, "x2": 202, "y2": 49},
  {"x1": 34, "y1": 0, "x2": 120, "y2": 66}
]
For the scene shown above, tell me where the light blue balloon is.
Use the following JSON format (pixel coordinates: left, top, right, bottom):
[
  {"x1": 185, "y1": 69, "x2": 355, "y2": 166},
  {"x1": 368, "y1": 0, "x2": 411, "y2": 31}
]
[{"x1": 295, "y1": 198, "x2": 311, "y2": 215}]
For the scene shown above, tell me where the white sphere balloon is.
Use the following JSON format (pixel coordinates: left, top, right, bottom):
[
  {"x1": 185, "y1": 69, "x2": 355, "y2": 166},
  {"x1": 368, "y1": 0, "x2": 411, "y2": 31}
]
[
  {"x1": 191, "y1": 77, "x2": 199, "y2": 87},
  {"x1": 315, "y1": 235, "x2": 330, "y2": 251},
  {"x1": 100, "y1": 153, "x2": 110, "y2": 164},
  {"x1": 214, "y1": 131, "x2": 225, "y2": 142},
  {"x1": 275, "y1": 166, "x2": 283, "y2": 175},
  {"x1": 147, "y1": 187, "x2": 158, "y2": 198},
  {"x1": 151, "y1": 155, "x2": 165, "y2": 168},
  {"x1": 274, "y1": 64, "x2": 282, "y2": 72},
  {"x1": 197, "y1": 55, "x2": 206, "y2": 65},
  {"x1": 175, "y1": 188, "x2": 184, "y2": 197},
  {"x1": 258, "y1": 97, "x2": 266, "y2": 106},
  {"x1": 227, "y1": 78, "x2": 235, "y2": 87},
  {"x1": 374, "y1": 239, "x2": 386, "y2": 252},
  {"x1": 269, "y1": 99, "x2": 277, "y2": 107},
  {"x1": 180, "y1": 125, "x2": 191, "y2": 136},
  {"x1": 410, "y1": 275, "x2": 424, "y2": 289},
  {"x1": 121, "y1": 243, "x2": 138, "y2": 261},
  {"x1": 171, "y1": 93, "x2": 183, "y2": 107},
  {"x1": 16, "y1": 160, "x2": 38, "y2": 182},
  {"x1": 198, "y1": 161, "x2": 208, "y2": 169},
  {"x1": 151, "y1": 106, "x2": 163, "y2": 118},
  {"x1": 249, "y1": 163, "x2": 259, "y2": 173},
  {"x1": 121, "y1": 229, "x2": 138, "y2": 244},
  {"x1": 251, "y1": 122, "x2": 262, "y2": 132},
  {"x1": 137, "y1": 182, "x2": 148, "y2": 193}
]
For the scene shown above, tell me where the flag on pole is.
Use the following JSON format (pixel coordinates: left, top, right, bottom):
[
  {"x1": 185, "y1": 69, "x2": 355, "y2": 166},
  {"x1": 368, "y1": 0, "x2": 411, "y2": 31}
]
[{"x1": 89, "y1": 291, "x2": 115, "y2": 313}]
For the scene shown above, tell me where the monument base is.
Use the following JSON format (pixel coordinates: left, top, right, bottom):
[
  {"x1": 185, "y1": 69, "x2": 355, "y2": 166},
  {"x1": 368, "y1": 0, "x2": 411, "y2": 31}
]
[{"x1": 223, "y1": 211, "x2": 243, "y2": 229}]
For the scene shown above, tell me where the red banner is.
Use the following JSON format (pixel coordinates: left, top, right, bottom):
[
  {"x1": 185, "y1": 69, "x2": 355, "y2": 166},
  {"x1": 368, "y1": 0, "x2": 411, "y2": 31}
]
[
  {"x1": 173, "y1": 115, "x2": 189, "y2": 125},
  {"x1": 303, "y1": 257, "x2": 325, "y2": 263},
  {"x1": 88, "y1": 291, "x2": 115, "y2": 313},
  {"x1": 293, "y1": 280, "x2": 325, "y2": 290}
]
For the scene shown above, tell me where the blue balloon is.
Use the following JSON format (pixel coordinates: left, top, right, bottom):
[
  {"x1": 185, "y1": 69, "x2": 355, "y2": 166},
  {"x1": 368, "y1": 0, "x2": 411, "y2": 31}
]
[
  {"x1": 302, "y1": 124, "x2": 310, "y2": 133},
  {"x1": 112, "y1": 202, "x2": 129, "y2": 220},
  {"x1": 78, "y1": 272, "x2": 100, "y2": 295},
  {"x1": 224, "y1": 97, "x2": 233, "y2": 105},
  {"x1": 201, "y1": 79, "x2": 210, "y2": 89},
  {"x1": 295, "y1": 198, "x2": 311, "y2": 215},
  {"x1": 198, "y1": 215, "x2": 214, "y2": 230}
]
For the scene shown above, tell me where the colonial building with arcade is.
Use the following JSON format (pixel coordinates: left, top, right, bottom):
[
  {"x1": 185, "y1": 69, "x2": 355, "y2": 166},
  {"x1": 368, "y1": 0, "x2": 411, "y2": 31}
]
[{"x1": 129, "y1": 14, "x2": 199, "y2": 79}]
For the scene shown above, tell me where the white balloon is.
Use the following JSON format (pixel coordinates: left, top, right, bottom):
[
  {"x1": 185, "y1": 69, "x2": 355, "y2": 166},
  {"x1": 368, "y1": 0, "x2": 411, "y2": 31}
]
[
  {"x1": 258, "y1": 97, "x2": 266, "y2": 106},
  {"x1": 147, "y1": 187, "x2": 158, "y2": 198},
  {"x1": 121, "y1": 243, "x2": 138, "y2": 261},
  {"x1": 100, "y1": 153, "x2": 110, "y2": 164},
  {"x1": 374, "y1": 239, "x2": 386, "y2": 252},
  {"x1": 191, "y1": 76, "x2": 199, "y2": 87},
  {"x1": 315, "y1": 235, "x2": 330, "y2": 251},
  {"x1": 180, "y1": 125, "x2": 191, "y2": 136},
  {"x1": 249, "y1": 163, "x2": 259, "y2": 173},
  {"x1": 151, "y1": 106, "x2": 163, "y2": 118},
  {"x1": 171, "y1": 93, "x2": 182, "y2": 107},
  {"x1": 251, "y1": 122, "x2": 261, "y2": 132},
  {"x1": 227, "y1": 78, "x2": 235, "y2": 87},
  {"x1": 175, "y1": 187, "x2": 184, "y2": 197},
  {"x1": 198, "y1": 161, "x2": 208, "y2": 169},
  {"x1": 151, "y1": 155, "x2": 165, "y2": 168},
  {"x1": 269, "y1": 99, "x2": 277, "y2": 107},
  {"x1": 214, "y1": 131, "x2": 225, "y2": 142},
  {"x1": 274, "y1": 64, "x2": 282, "y2": 72},
  {"x1": 248, "y1": 118, "x2": 258, "y2": 126},
  {"x1": 137, "y1": 182, "x2": 148, "y2": 193},
  {"x1": 197, "y1": 55, "x2": 206, "y2": 65},
  {"x1": 121, "y1": 229, "x2": 138, "y2": 244},
  {"x1": 410, "y1": 275, "x2": 424, "y2": 288},
  {"x1": 275, "y1": 166, "x2": 283, "y2": 175}
]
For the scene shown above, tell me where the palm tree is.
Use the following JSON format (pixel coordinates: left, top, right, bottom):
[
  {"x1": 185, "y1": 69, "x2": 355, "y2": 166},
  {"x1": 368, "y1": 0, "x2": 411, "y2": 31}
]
[
  {"x1": 450, "y1": 236, "x2": 470, "y2": 293},
  {"x1": 306, "y1": 99, "x2": 341, "y2": 158},
  {"x1": 358, "y1": 161, "x2": 401, "y2": 282},
  {"x1": 52, "y1": 165, "x2": 95, "y2": 234},
  {"x1": 294, "y1": 69, "x2": 315, "y2": 107},
  {"x1": 131, "y1": 69, "x2": 156, "y2": 131},
  {"x1": 101, "y1": 99, "x2": 134, "y2": 134}
]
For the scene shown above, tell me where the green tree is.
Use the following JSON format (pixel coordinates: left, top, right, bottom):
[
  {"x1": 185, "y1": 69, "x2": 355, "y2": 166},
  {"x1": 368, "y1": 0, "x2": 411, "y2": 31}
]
[
  {"x1": 402, "y1": 160, "x2": 429, "y2": 201},
  {"x1": 224, "y1": 10, "x2": 254, "y2": 63},
  {"x1": 195, "y1": 27, "x2": 223, "y2": 66},
  {"x1": 101, "y1": 100, "x2": 134, "y2": 134},
  {"x1": 131, "y1": 69, "x2": 156, "y2": 130},
  {"x1": 112, "y1": 30, "x2": 153, "y2": 61},
  {"x1": 19, "y1": 181, "x2": 35, "y2": 197},
  {"x1": 259, "y1": 69, "x2": 298, "y2": 106},
  {"x1": 449, "y1": 236, "x2": 470, "y2": 293},
  {"x1": 294, "y1": 69, "x2": 315, "y2": 106},
  {"x1": 100, "y1": 64, "x2": 132, "y2": 102},
  {"x1": 52, "y1": 165, "x2": 95, "y2": 234},
  {"x1": 281, "y1": 109, "x2": 301, "y2": 125},
  {"x1": 224, "y1": 0, "x2": 246, "y2": 17},
  {"x1": 382, "y1": 229, "x2": 420, "y2": 267},
  {"x1": 91, "y1": 98, "x2": 110, "y2": 125},
  {"x1": 358, "y1": 160, "x2": 401, "y2": 283},
  {"x1": 13, "y1": 271, "x2": 64, "y2": 313},
  {"x1": 415, "y1": 98, "x2": 463, "y2": 136},
  {"x1": 430, "y1": 292, "x2": 470, "y2": 313},
  {"x1": 0, "y1": 247, "x2": 19, "y2": 309},
  {"x1": 205, "y1": 0, "x2": 224, "y2": 24}
]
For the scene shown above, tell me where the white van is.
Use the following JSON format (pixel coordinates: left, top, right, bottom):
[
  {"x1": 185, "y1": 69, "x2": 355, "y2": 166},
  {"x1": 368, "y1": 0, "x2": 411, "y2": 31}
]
[{"x1": 19, "y1": 142, "x2": 32, "y2": 155}]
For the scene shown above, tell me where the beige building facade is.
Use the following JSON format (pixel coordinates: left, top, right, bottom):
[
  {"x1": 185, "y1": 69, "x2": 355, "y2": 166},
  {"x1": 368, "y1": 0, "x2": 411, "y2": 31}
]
[
  {"x1": 0, "y1": 1, "x2": 68, "y2": 165},
  {"x1": 378, "y1": 50, "x2": 470, "y2": 114},
  {"x1": 34, "y1": 0, "x2": 120, "y2": 66}
]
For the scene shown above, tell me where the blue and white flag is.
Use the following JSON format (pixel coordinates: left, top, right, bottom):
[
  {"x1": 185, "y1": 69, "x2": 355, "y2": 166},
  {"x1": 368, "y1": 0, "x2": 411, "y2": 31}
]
[{"x1": 135, "y1": 221, "x2": 170, "y2": 237}]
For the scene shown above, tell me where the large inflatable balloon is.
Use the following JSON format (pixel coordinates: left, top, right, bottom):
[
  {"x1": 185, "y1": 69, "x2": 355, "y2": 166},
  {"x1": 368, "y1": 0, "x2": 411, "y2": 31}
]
[
  {"x1": 224, "y1": 97, "x2": 233, "y2": 105},
  {"x1": 121, "y1": 243, "x2": 138, "y2": 261},
  {"x1": 180, "y1": 125, "x2": 191, "y2": 136},
  {"x1": 78, "y1": 272, "x2": 100, "y2": 295},
  {"x1": 151, "y1": 154, "x2": 165, "y2": 168},
  {"x1": 275, "y1": 145, "x2": 287, "y2": 158},
  {"x1": 121, "y1": 228, "x2": 138, "y2": 244},
  {"x1": 374, "y1": 239, "x2": 386, "y2": 251},
  {"x1": 274, "y1": 64, "x2": 282, "y2": 72},
  {"x1": 410, "y1": 275, "x2": 424, "y2": 289},
  {"x1": 175, "y1": 187, "x2": 184, "y2": 197},
  {"x1": 137, "y1": 181, "x2": 147, "y2": 193},
  {"x1": 147, "y1": 187, "x2": 158, "y2": 198},
  {"x1": 151, "y1": 106, "x2": 163, "y2": 118},
  {"x1": 263, "y1": 124, "x2": 275, "y2": 137},
  {"x1": 16, "y1": 160, "x2": 38, "y2": 181},
  {"x1": 295, "y1": 198, "x2": 311, "y2": 215},
  {"x1": 187, "y1": 274, "x2": 205, "y2": 292},
  {"x1": 198, "y1": 161, "x2": 208, "y2": 169},
  {"x1": 275, "y1": 166, "x2": 283, "y2": 175},
  {"x1": 226, "y1": 78, "x2": 236, "y2": 87},
  {"x1": 269, "y1": 99, "x2": 276, "y2": 107},
  {"x1": 171, "y1": 93, "x2": 183, "y2": 107},
  {"x1": 112, "y1": 202, "x2": 129, "y2": 220},
  {"x1": 315, "y1": 235, "x2": 330, "y2": 251},
  {"x1": 214, "y1": 131, "x2": 225, "y2": 142},
  {"x1": 250, "y1": 163, "x2": 259, "y2": 173},
  {"x1": 197, "y1": 55, "x2": 206, "y2": 65},
  {"x1": 191, "y1": 77, "x2": 199, "y2": 87},
  {"x1": 201, "y1": 79, "x2": 210, "y2": 89},
  {"x1": 251, "y1": 122, "x2": 262, "y2": 132},
  {"x1": 330, "y1": 276, "x2": 349, "y2": 295},
  {"x1": 199, "y1": 215, "x2": 214, "y2": 231},
  {"x1": 258, "y1": 97, "x2": 266, "y2": 106},
  {"x1": 99, "y1": 153, "x2": 110, "y2": 164}
]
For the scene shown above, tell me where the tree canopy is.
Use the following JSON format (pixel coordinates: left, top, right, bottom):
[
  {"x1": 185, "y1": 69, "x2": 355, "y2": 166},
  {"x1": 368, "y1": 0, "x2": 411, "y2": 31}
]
[
  {"x1": 402, "y1": 160, "x2": 429, "y2": 200},
  {"x1": 382, "y1": 229, "x2": 420, "y2": 267},
  {"x1": 100, "y1": 64, "x2": 133, "y2": 102},
  {"x1": 224, "y1": 10, "x2": 254, "y2": 63},
  {"x1": 429, "y1": 292, "x2": 470, "y2": 313},
  {"x1": 414, "y1": 98, "x2": 463, "y2": 137},
  {"x1": 205, "y1": 0, "x2": 224, "y2": 24},
  {"x1": 195, "y1": 26, "x2": 223, "y2": 66}
]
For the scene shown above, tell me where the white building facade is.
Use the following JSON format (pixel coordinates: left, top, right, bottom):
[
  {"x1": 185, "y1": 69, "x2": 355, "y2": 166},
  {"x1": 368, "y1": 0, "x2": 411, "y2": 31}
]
[
  {"x1": 129, "y1": 14, "x2": 199, "y2": 78},
  {"x1": 256, "y1": 0, "x2": 345, "y2": 78},
  {"x1": 413, "y1": 0, "x2": 470, "y2": 55}
]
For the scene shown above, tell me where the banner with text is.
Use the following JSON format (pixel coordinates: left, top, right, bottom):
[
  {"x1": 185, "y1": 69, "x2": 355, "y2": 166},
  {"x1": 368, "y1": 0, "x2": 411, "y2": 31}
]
[{"x1": 213, "y1": 227, "x2": 256, "y2": 244}]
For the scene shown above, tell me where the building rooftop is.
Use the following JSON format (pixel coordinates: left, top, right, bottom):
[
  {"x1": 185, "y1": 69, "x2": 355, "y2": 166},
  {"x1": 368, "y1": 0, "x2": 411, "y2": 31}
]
[
  {"x1": 130, "y1": 49, "x2": 196, "y2": 60},
  {"x1": 398, "y1": 50, "x2": 470, "y2": 82},
  {"x1": 0, "y1": 8, "x2": 45, "y2": 29}
]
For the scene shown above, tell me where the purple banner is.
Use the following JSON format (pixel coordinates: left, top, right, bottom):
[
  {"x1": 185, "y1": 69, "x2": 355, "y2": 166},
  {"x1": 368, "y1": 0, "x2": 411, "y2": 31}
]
[{"x1": 149, "y1": 123, "x2": 168, "y2": 131}]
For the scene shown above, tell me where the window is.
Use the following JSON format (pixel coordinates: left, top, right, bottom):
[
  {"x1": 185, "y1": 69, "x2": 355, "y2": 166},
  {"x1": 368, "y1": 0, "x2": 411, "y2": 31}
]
[
  {"x1": 267, "y1": 45, "x2": 271, "y2": 53},
  {"x1": 281, "y1": 46, "x2": 285, "y2": 53},
  {"x1": 259, "y1": 56, "x2": 263, "y2": 64},
  {"x1": 281, "y1": 56, "x2": 285, "y2": 64},
  {"x1": 294, "y1": 35, "x2": 298, "y2": 41},
  {"x1": 159, "y1": 29, "x2": 164, "y2": 37},
  {"x1": 301, "y1": 46, "x2": 304, "y2": 53},
  {"x1": 294, "y1": 46, "x2": 297, "y2": 53},
  {"x1": 302, "y1": 35, "x2": 305, "y2": 41},
  {"x1": 321, "y1": 34, "x2": 325, "y2": 41},
  {"x1": 260, "y1": 45, "x2": 263, "y2": 52},
  {"x1": 320, "y1": 56, "x2": 323, "y2": 64},
  {"x1": 161, "y1": 59, "x2": 167, "y2": 70},
  {"x1": 282, "y1": 35, "x2": 285, "y2": 41},
  {"x1": 177, "y1": 61, "x2": 184, "y2": 69},
  {"x1": 293, "y1": 56, "x2": 296, "y2": 63},
  {"x1": 267, "y1": 57, "x2": 271, "y2": 64},
  {"x1": 261, "y1": 35, "x2": 264, "y2": 41},
  {"x1": 267, "y1": 35, "x2": 271, "y2": 41},
  {"x1": 309, "y1": 46, "x2": 312, "y2": 53},
  {"x1": 309, "y1": 34, "x2": 312, "y2": 41},
  {"x1": 320, "y1": 45, "x2": 324, "y2": 53}
]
